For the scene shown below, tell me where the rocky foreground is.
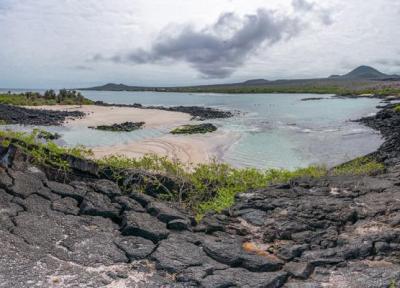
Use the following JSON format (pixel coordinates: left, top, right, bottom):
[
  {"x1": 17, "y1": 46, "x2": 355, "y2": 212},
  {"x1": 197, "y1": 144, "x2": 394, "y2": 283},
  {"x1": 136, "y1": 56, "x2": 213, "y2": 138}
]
[{"x1": 1, "y1": 104, "x2": 400, "y2": 287}]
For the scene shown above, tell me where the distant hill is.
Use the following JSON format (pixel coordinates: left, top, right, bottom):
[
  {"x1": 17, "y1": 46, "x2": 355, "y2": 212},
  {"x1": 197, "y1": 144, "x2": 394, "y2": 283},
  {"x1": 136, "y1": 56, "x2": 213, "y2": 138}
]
[
  {"x1": 242, "y1": 79, "x2": 270, "y2": 85},
  {"x1": 81, "y1": 66, "x2": 400, "y2": 93},
  {"x1": 331, "y1": 65, "x2": 400, "y2": 80},
  {"x1": 82, "y1": 83, "x2": 146, "y2": 91}
]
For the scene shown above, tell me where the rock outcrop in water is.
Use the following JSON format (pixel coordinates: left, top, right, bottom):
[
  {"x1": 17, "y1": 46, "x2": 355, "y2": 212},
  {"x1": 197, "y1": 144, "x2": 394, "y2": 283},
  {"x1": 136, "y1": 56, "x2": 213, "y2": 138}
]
[
  {"x1": 0, "y1": 104, "x2": 84, "y2": 126},
  {"x1": 170, "y1": 123, "x2": 217, "y2": 134},
  {"x1": 89, "y1": 122, "x2": 145, "y2": 132}
]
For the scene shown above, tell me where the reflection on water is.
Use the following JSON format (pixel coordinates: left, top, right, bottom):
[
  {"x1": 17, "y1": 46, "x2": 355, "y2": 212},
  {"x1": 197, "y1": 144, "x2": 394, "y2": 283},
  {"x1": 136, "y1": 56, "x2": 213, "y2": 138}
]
[{"x1": 1, "y1": 90, "x2": 383, "y2": 170}]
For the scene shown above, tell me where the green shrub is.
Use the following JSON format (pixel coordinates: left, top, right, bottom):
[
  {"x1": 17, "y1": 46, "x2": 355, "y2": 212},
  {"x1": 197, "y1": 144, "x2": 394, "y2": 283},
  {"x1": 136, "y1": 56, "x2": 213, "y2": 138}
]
[
  {"x1": 0, "y1": 129, "x2": 93, "y2": 172},
  {"x1": 98, "y1": 154, "x2": 383, "y2": 218},
  {"x1": 332, "y1": 156, "x2": 385, "y2": 176},
  {"x1": 394, "y1": 105, "x2": 400, "y2": 112},
  {"x1": 97, "y1": 154, "x2": 328, "y2": 218},
  {"x1": 0, "y1": 90, "x2": 93, "y2": 106},
  {"x1": 389, "y1": 279, "x2": 397, "y2": 288}
]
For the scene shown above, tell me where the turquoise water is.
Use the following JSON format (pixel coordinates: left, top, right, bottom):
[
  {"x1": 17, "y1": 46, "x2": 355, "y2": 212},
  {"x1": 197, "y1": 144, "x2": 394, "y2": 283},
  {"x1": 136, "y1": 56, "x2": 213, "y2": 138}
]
[
  {"x1": 1, "y1": 90, "x2": 383, "y2": 169},
  {"x1": 80, "y1": 91, "x2": 383, "y2": 169}
]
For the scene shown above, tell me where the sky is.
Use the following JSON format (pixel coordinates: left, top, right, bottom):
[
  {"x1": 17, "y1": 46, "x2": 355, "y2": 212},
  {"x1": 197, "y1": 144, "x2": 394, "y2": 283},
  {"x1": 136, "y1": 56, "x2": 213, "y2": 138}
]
[{"x1": 0, "y1": 0, "x2": 399, "y2": 88}]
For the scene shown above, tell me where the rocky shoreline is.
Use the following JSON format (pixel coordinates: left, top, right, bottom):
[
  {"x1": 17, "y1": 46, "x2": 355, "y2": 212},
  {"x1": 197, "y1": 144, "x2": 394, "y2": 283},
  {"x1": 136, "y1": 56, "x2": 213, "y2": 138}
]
[
  {"x1": 94, "y1": 101, "x2": 234, "y2": 120},
  {"x1": 0, "y1": 102, "x2": 400, "y2": 287},
  {"x1": 0, "y1": 103, "x2": 85, "y2": 126},
  {"x1": 358, "y1": 103, "x2": 400, "y2": 166}
]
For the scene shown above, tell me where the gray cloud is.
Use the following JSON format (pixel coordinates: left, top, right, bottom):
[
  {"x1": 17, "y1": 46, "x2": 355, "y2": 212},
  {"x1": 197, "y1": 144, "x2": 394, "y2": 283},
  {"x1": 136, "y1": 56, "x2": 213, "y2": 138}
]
[
  {"x1": 292, "y1": 0, "x2": 315, "y2": 11},
  {"x1": 72, "y1": 65, "x2": 94, "y2": 71},
  {"x1": 0, "y1": 0, "x2": 13, "y2": 13},
  {"x1": 376, "y1": 58, "x2": 400, "y2": 68},
  {"x1": 98, "y1": 2, "x2": 326, "y2": 79}
]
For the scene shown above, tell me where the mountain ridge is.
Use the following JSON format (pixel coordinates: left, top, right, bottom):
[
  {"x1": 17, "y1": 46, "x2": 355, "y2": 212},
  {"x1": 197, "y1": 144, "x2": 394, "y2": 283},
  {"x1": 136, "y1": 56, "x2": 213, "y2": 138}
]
[{"x1": 80, "y1": 66, "x2": 400, "y2": 92}]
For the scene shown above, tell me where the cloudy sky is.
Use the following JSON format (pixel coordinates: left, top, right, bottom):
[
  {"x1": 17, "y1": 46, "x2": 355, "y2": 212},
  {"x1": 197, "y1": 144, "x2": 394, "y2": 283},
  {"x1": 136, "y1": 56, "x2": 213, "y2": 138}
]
[{"x1": 0, "y1": 0, "x2": 399, "y2": 88}]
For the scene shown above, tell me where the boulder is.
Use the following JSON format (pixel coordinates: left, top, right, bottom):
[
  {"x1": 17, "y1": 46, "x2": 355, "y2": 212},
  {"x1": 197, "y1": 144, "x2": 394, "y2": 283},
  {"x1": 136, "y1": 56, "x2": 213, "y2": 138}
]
[
  {"x1": 114, "y1": 236, "x2": 155, "y2": 261},
  {"x1": 52, "y1": 197, "x2": 80, "y2": 215},
  {"x1": 151, "y1": 238, "x2": 207, "y2": 273},
  {"x1": 283, "y1": 262, "x2": 314, "y2": 279},
  {"x1": 200, "y1": 268, "x2": 288, "y2": 288},
  {"x1": 47, "y1": 181, "x2": 87, "y2": 201},
  {"x1": 147, "y1": 201, "x2": 187, "y2": 223},
  {"x1": 80, "y1": 192, "x2": 121, "y2": 221},
  {"x1": 121, "y1": 211, "x2": 169, "y2": 242}
]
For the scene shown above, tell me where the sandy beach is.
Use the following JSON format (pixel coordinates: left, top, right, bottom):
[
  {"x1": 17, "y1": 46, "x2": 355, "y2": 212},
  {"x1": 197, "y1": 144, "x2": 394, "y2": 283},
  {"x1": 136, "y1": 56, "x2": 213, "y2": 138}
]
[
  {"x1": 91, "y1": 131, "x2": 239, "y2": 165},
  {"x1": 29, "y1": 105, "x2": 192, "y2": 128},
  {"x1": 31, "y1": 105, "x2": 236, "y2": 164}
]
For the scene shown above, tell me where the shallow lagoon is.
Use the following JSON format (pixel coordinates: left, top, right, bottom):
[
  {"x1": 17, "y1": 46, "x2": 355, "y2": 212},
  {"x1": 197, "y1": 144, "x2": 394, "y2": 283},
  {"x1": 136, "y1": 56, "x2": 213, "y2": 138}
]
[
  {"x1": 80, "y1": 91, "x2": 383, "y2": 169},
  {"x1": 2, "y1": 90, "x2": 383, "y2": 169}
]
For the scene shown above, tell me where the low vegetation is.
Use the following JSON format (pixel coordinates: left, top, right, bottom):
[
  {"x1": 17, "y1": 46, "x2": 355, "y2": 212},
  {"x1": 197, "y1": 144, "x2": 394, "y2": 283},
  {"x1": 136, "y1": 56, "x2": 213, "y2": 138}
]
[
  {"x1": 0, "y1": 129, "x2": 93, "y2": 172},
  {"x1": 0, "y1": 130, "x2": 385, "y2": 218},
  {"x1": 394, "y1": 104, "x2": 400, "y2": 112},
  {"x1": 161, "y1": 85, "x2": 400, "y2": 97},
  {"x1": 0, "y1": 89, "x2": 93, "y2": 106},
  {"x1": 37, "y1": 130, "x2": 61, "y2": 140},
  {"x1": 170, "y1": 123, "x2": 217, "y2": 135},
  {"x1": 97, "y1": 154, "x2": 384, "y2": 219},
  {"x1": 332, "y1": 156, "x2": 385, "y2": 176}
]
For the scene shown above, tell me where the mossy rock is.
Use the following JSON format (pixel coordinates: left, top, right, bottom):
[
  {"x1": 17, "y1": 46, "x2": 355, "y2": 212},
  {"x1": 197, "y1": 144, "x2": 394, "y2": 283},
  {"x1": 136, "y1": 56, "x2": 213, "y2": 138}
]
[
  {"x1": 170, "y1": 123, "x2": 217, "y2": 135},
  {"x1": 37, "y1": 130, "x2": 61, "y2": 140},
  {"x1": 90, "y1": 122, "x2": 145, "y2": 132}
]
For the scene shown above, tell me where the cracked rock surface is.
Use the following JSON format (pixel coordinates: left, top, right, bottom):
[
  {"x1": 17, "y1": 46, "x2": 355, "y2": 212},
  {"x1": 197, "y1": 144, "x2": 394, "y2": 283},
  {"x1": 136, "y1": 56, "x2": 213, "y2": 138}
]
[
  {"x1": 1, "y1": 103, "x2": 400, "y2": 287},
  {"x1": 1, "y1": 151, "x2": 400, "y2": 287}
]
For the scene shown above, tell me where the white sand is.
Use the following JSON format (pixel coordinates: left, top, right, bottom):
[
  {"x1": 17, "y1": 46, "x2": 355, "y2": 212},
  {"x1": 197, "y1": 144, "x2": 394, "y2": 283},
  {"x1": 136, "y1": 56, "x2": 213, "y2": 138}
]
[
  {"x1": 31, "y1": 105, "x2": 237, "y2": 164},
  {"x1": 29, "y1": 105, "x2": 191, "y2": 128},
  {"x1": 91, "y1": 131, "x2": 239, "y2": 165}
]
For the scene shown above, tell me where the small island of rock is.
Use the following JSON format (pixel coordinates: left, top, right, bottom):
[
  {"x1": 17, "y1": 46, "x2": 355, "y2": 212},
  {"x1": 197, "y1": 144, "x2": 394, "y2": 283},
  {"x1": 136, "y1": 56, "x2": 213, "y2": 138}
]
[
  {"x1": 170, "y1": 123, "x2": 217, "y2": 134},
  {"x1": 89, "y1": 121, "x2": 145, "y2": 132}
]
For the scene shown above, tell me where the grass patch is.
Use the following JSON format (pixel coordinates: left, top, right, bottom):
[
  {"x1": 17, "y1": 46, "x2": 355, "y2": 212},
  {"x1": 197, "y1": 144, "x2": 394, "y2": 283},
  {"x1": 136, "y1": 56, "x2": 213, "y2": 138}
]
[
  {"x1": 394, "y1": 104, "x2": 400, "y2": 112},
  {"x1": 389, "y1": 279, "x2": 397, "y2": 288},
  {"x1": 98, "y1": 154, "x2": 328, "y2": 218},
  {"x1": 170, "y1": 123, "x2": 217, "y2": 135},
  {"x1": 0, "y1": 129, "x2": 92, "y2": 172},
  {"x1": 0, "y1": 89, "x2": 93, "y2": 106},
  {"x1": 37, "y1": 130, "x2": 61, "y2": 140},
  {"x1": 332, "y1": 156, "x2": 385, "y2": 176},
  {"x1": 0, "y1": 119, "x2": 8, "y2": 125},
  {"x1": 98, "y1": 154, "x2": 384, "y2": 218}
]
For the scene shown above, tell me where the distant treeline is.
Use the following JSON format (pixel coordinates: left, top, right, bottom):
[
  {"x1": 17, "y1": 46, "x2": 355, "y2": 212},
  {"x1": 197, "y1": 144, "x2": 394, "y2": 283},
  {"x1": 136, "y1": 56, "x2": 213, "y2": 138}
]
[
  {"x1": 164, "y1": 85, "x2": 400, "y2": 96},
  {"x1": 0, "y1": 89, "x2": 93, "y2": 106},
  {"x1": 85, "y1": 84, "x2": 400, "y2": 97}
]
